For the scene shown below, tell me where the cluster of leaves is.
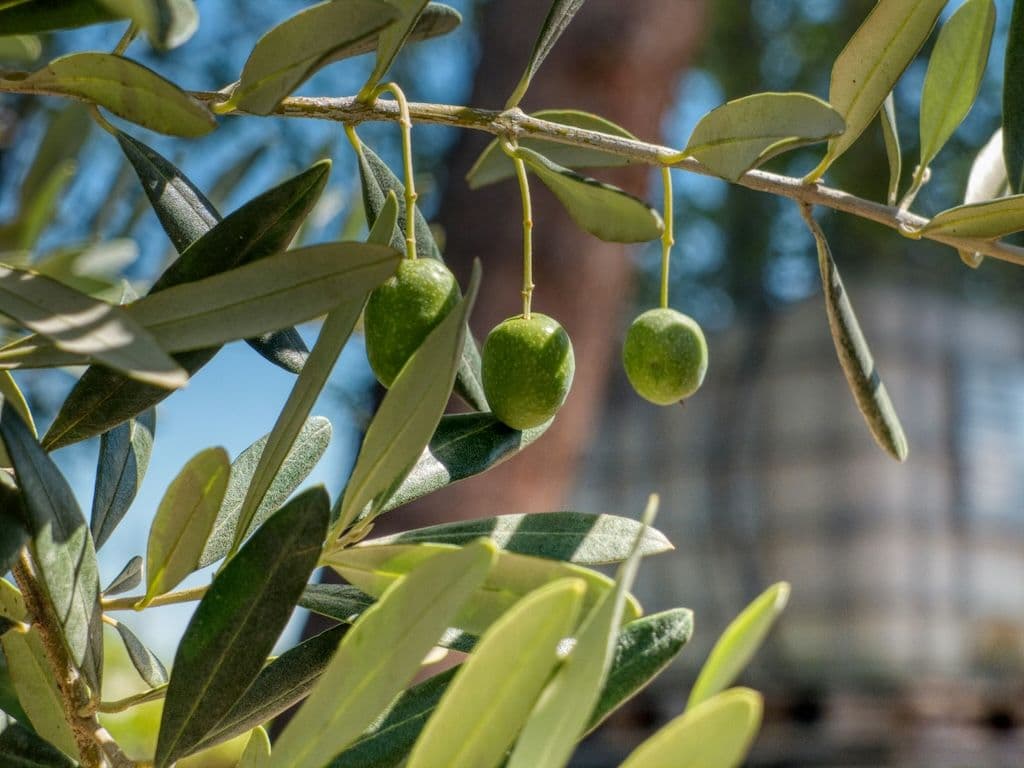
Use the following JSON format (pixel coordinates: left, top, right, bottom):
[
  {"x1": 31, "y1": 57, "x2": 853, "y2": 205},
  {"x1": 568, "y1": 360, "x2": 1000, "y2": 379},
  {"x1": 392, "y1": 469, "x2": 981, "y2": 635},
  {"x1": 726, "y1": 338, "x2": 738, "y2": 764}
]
[{"x1": 0, "y1": 2, "x2": 797, "y2": 767}]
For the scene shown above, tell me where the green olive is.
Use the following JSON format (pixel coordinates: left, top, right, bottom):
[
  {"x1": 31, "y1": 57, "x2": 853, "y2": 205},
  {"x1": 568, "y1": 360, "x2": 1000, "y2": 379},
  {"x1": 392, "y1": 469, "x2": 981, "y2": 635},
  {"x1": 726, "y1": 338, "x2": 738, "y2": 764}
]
[
  {"x1": 482, "y1": 313, "x2": 575, "y2": 430},
  {"x1": 623, "y1": 308, "x2": 708, "y2": 405},
  {"x1": 364, "y1": 259, "x2": 460, "y2": 387}
]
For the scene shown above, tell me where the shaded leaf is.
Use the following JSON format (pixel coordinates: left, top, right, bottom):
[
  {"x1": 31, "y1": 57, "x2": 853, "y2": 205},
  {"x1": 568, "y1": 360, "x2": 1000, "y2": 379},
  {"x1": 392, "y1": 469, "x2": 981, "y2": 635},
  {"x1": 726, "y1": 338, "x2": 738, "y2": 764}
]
[
  {"x1": 800, "y1": 207, "x2": 908, "y2": 461},
  {"x1": 515, "y1": 146, "x2": 662, "y2": 243},
  {"x1": 0, "y1": 1, "x2": 120, "y2": 34},
  {"x1": 116, "y1": 131, "x2": 309, "y2": 374},
  {"x1": 920, "y1": 194, "x2": 1024, "y2": 238},
  {"x1": 371, "y1": 511, "x2": 672, "y2": 564},
  {"x1": 91, "y1": 409, "x2": 155, "y2": 550},
  {"x1": 94, "y1": 0, "x2": 198, "y2": 49},
  {"x1": 683, "y1": 92, "x2": 844, "y2": 182},
  {"x1": 0, "y1": 628, "x2": 78, "y2": 759},
  {"x1": 110, "y1": 618, "x2": 168, "y2": 687},
  {"x1": 233, "y1": 0, "x2": 398, "y2": 115},
  {"x1": 505, "y1": 0, "x2": 585, "y2": 108},
  {"x1": 918, "y1": 0, "x2": 994, "y2": 172},
  {"x1": 808, "y1": 0, "x2": 946, "y2": 179},
  {"x1": 43, "y1": 161, "x2": 330, "y2": 451},
  {"x1": 155, "y1": 487, "x2": 329, "y2": 768},
  {"x1": 467, "y1": 109, "x2": 636, "y2": 189},
  {"x1": 688, "y1": 582, "x2": 789, "y2": 709},
  {"x1": 141, "y1": 447, "x2": 230, "y2": 606},
  {"x1": 507, "y1": 497, "x2": 656, "y2": 768},
  {"x1": 0, "y1": 158, "x2": 76, "y2": 253},
  {"x1": 327, "y1": 542, "x2": 639, "y2": 635},
  {"x1": 15, "y1": 52, "x2": 215, "y2": 137},
  {"x1": 191, "y1": 626, "x2": 348, "y2": 754},
  {"x1": 298, "y1": 584, "x2": 375, "y2": 623},
  {"x1": 269, "y1": 540, "x2": 496, "y2": 768},
  {"x1": 358, "y1": 0, "x2": 430, "y2": 99},
  {"x1": 0, "y1": 35, "x2": 41, "y2": 62},
  {"x1": 380, "y1": 413, "x2": 549, "y2": 513},
  {"x1": 880, "y1": 93, "x2": 901, "y2": 205},
  {"x1": 407, "y1": 578, "x2": 585, "y2": 768},
  {"x1": 102, "y1": 555, "x2": 143, "y2": 596},
  {"x1": 620, "y1": 688, "x2": 763, "y2": 768},
  {"x1": 354, "y1": 138, "x2": 486, "y2": 410},
  {"x1": 0, "y1": 401, "x2": 103, "y2": 692},
  {"x1": 1005, "y1": 0, "x2": 1024, "y2": 192},
  {"x1": 200, "y1": 416, "x2": 332, "y2": 568},
  {"x1": 0, "y1": 708, "x2": 76, "y2": 768},
  {"x1": 335, "y1": 262, "x2": 480, "y2": 533},
  {"x1": 0, "y1": 475, "x2": 28, "y2": 576},
  {"x1": 0, "y1": 263, "x2": 186, "y2": 388}
]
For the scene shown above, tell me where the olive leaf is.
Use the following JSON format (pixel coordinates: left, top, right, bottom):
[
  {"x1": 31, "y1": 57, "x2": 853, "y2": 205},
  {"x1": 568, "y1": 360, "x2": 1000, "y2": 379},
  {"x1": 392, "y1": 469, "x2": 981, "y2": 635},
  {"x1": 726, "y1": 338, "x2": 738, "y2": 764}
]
[
  {"x1": 109, "y1": 618, "x2": 169, "y2": 688},
  {"x1": 514, "y1": 146, "x2": 663, "y2": 243},
  {"x1": 1004, "y1": 0, "x2": 1024, "y2": 192},
  {"x1": 0, "y1": 263, "x2": 186, "y2": 388},
  {"x1": 807, "y1": 0, "x2": 946, "y2": 179},
  {"x1": 354, "y1": 140, "x2": 487, "y2": 410},
  {"x1": 505, "y1": 0, "x2": 585, "y2": 108},
  {"x1": 0, "y1": 476, "x2": 28, "y2": 577},
  {"x1": 358, "y1": 0, "x2": 431, "y2": 99},
  {"x1": 619, "y1": 688, "x2": 763, "y2": 768},
  {"x1": 407, "y1": 578, "x2": 586, "y2": 768},
  {"x1": 0, "y1": 401, "x2": 104, "y2": 693},
  {"x1": 91, "y1": 409, "x2": 155, "y2": 550},
  {"x1": 370, "y1": 511, "x2": 672, "y2": 565},
  {"x1": 268, "y1": 540, "x2": 496, "y2": 768},
  {"x1": 93, "y1": 0, "x2": 199, "y2": 49},
  {"x1": 141, "y1": 447, "x2": 230, "y2": 606},
  {"x1": 920, "y1": 195, "x2": 1024, "y2": 239},
  {"x1": 958, "y1": 128, "x2": 1008, "y2": 267},
  {"x1": 238, "y1": 727, "x2": 271, "y2": 768},
  {"x1": 334, "y1": 262, "x2": 481, "y2": 534},
  {"x1": 102, "y1": 555, "x2": 143, "y2": 596},
  {"x1": 233, "y1": 0, "x2": 398, "y2": 115},
  {"x1": 880, "y1": 93, "x2": 901, "y2": 205},
  {"x1": 917, "y1": 0, "x2": 995, "y2": 177},
  {"x1": 0, "y1": 708, "x2": 77, "y2": 768},
  {"x1": 0, "y1": 2, "x2": 121, "y2": 34},
  {"x1": 687, "y1": 582, "x2": 789, "y2": 709},
  {"x1": 799, "y1": 206, "x2": 908, "y2": 462},
  {"x1": 12, "y1": 53, "x2": 215, "y2": 137},
  {"x1": 116, "y1": 131, "x2": 309, "y2": 374},
  {"x1": 0, "y1": 370, "x2": 33, "y2": 468},
  {"x1": 467, "y1": 109, "x2": 637, "y2": 189},
  {"x1": 683, "y1": 92, "x2": 844, "y2": 182},
  {"x1": 379, "y1": 412, "x2": 550, "y2": 513},
  {"x1": 43, "y1": 161, "x2": 330, "y2": 451},
  {"x1": 200, "y1": 416, "x2": 332, "y2": 568},
  {"x1": 155, "y1": 487, "x2": 330, "y2": 768}
]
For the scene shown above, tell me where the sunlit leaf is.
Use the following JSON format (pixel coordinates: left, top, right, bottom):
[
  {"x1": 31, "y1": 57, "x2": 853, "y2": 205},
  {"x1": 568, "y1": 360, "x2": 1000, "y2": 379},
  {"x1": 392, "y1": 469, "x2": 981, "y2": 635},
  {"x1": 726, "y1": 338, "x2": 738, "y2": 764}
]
[
  {"x1": 102, "y1": 555, "x2": 143, "y2": 596},
  {"x1": 238, "y1": 726, "x2": 271, "y2": 768},
  {"x1": 959, "y1": 127, "x2": 1008, "y2": 266},
  {"x1": 880, "y1": 93, "x2": 901, "y2": 205},
  {"x1": 921, "y1": 194, "x2": 1024, "y2": 239}
]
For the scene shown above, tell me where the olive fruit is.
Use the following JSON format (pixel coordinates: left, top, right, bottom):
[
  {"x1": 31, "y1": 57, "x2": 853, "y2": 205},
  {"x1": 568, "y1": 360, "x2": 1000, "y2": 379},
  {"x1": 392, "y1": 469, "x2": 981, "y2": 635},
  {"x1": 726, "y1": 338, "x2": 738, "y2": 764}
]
[
  {"x1": 482, "y1": 313, "x2": 575, "y2": 430},
  {"x1": 364, "y1": 258, "x2": 460, "y2": 387},
  {"x1": 622, "y1": 308, "x2": 708, "y2": 405}
]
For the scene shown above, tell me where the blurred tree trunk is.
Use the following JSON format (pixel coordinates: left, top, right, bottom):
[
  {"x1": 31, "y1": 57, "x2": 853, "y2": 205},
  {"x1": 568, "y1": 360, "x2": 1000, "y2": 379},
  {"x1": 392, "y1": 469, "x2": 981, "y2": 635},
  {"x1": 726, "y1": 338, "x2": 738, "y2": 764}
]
[{"x1": 404, "y1": 0, "x2": 707, "y2": 522}]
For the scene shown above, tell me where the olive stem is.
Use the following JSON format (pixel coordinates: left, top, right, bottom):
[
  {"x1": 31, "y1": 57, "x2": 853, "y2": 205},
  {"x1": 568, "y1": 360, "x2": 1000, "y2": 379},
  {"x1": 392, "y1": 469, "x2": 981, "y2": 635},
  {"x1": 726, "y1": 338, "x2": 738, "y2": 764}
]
[
  {"x1": 503, "y1": 140, "x2": 534, "y2": 319},
  {"x1": 101, "y1": 585, "x2": 208, "y2": 611},
  {"x1": 112, "y1": 22, "x2": 139, "y2": 56},
  {"x1": 372, "y1": 82, "x2": 418, "y2": 260},
  {"x1": 659, "y1": 166, "x2": 674, "y2": 310}
]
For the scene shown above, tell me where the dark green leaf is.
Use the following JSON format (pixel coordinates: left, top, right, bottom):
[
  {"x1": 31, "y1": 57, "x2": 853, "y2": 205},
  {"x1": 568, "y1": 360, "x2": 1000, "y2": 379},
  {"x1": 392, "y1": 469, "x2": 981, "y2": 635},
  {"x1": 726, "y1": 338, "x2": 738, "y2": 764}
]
[
  {"x1": 191, "y1": 625, "x2": 348, "y2": 755},
  {"x1": 0, "y1": 709, "x2": 76, "y2": 768},
  {"x1": 515, "y1": 146, "x2": 663, "y2": 243},
  {"x1": 380, "y1": 414, "x2": 546, "y2": 513},
  {"x1": 0, "y1": 1, "x2": 121, "y2": 34},
  {"x1": 200, "y1": 417, "x2": 332, "y2": 568},
  {"x1": 1005, "y1": 0, "x2": 1024, "y2": 192},
  {"x1": 0, "y1": 474, "x2": 28, "y2": 576},
  {"x1": 335, "y1": 263, "x2": 480, "y2": 533},
  {"x1": 16, "y1": 53, "x2": 215, "y2": 137},
  {"x1": 102, "y1": 555, "x2": 142, "y2": 596},
  {"x1": 370, "y1": 511, "x2": 672, "y2": 564},
  {"x1": 233, "y1": 0, "x2": 397, "y2": 115},
  {"x1": 155, "y1": 487, "x2": 329, "y2": 768},
  {"x1": 43, "y1": 161, "x2": 330, "y2": 451},
  {"x1": 91, "y1": 409, "x2": 155, "y2": 550},
  {"x1": 94, "y1": 0, "x2": 198, "y2": 49},
  {"x1": 0, "y1": 401, "x2": 103, "y2": 693},
  {"x1": 110, "y1": 618, "x2": 168, "y2": 687},
  {"x1": 358, "y1": 0, "x2": 430, "y2": 99},
  {"x1": 467, "y1": 109, "x2": 637, "y2": 189},
  {"x1": 116, "y1": 131, "x2": 309, "y2": 374},
  {"x1": 799, "y1": 207, "x2": 907, "y2": 462},
  {"x1": 354, "y1": 134, "x2": 486, "y2": 410},
  {"x1": 505, "y1": 0, "x2": 585, "y2": 108}
]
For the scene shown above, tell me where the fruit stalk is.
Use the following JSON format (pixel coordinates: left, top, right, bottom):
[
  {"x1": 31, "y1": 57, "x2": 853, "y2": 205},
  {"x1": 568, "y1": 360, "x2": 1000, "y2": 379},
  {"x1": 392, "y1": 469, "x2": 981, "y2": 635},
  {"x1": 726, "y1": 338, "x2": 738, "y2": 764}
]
[
  {"x1": 373, "y1": 82, "x2": 418, "y2": 260},
  {"x1": 513, "y1": 153, "x2": 535, "y2": 319},
  {"x1": 660, "y1": 166, "x2": 674, "y2": 310}
]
